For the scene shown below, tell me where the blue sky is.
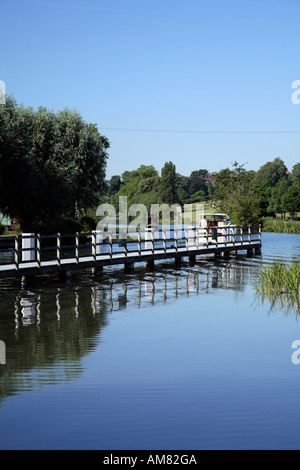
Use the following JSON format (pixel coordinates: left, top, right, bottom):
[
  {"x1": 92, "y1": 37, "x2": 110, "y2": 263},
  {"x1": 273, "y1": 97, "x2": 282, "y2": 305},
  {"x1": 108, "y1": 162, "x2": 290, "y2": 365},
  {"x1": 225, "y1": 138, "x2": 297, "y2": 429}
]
[{"x1": 1, "y1": 0, "x2": 300, "y2": 178}]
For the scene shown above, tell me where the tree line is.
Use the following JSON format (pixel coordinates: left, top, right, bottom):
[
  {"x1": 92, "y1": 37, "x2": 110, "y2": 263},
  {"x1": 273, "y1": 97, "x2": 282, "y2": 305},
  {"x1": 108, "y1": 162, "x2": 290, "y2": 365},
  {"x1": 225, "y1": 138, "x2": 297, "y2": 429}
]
[
  {"x1": 107, "y1": 158, "x2": 300, "y2": 226},
  {"x1": 0, "y1": 96, "x2": 299, "y2": 232}
]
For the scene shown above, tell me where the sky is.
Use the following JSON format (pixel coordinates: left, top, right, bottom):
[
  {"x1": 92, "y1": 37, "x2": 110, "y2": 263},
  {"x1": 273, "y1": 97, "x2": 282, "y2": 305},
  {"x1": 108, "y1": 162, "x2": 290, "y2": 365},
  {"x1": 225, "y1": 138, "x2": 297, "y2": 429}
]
[{"x1": 1, "y1": 0, "x2": 300, "y2": 179}]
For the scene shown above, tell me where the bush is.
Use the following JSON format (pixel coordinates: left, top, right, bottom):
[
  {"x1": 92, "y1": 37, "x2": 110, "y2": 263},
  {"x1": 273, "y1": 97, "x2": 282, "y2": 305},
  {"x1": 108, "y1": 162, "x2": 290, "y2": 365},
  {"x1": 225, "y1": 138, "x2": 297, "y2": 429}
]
[
  {"x1": 80, "y1": 215, "x2": 98, "y2": 232},
  {"x1": 32, "y1": 216, "x2": 83, "y2": 235},
  {"x1": 0, "y1": 224, "x2": 5, "y2": 235}
]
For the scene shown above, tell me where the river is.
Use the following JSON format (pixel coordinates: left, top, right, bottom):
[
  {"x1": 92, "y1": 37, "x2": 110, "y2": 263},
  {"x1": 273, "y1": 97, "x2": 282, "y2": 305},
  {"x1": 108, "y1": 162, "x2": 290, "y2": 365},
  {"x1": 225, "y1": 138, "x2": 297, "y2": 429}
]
[{"x1": 0, "y1": 232, "x2": 299, "y2": 450}]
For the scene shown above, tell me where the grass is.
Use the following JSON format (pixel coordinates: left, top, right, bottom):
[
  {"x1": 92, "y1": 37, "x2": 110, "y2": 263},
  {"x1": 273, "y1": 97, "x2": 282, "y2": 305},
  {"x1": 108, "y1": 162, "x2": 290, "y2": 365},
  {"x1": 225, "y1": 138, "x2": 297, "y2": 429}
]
[
  {"x1": 258, "y1": 261, "x2": 300, "y2": 295},
  {"x1": 256, "y1": 261, "x2": 300, "y2": 314},
  {"x1": 262, "y1": 218, "x2": 300, "y2": 234},
  {"x1": 0, "y1": 231, "x2": 19, "y2": 237}
]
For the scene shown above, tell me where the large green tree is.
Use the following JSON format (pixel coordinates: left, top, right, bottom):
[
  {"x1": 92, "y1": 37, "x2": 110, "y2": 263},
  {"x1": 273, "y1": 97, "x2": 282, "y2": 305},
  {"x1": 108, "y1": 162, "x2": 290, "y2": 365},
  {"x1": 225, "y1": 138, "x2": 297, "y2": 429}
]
[
  {"x1": 189, "y1": 169, "x2": 209, "y2": 196},
  {"x1": 292, "y1": 163, "x2": 300, "y2": 186},
  {"x1": 267, "y1": 179, "x2": 290, "y2": 218},
  {"x1": 253, "y1": 158, "x2": 289, "y2": 216},
  {"x1": 214, "y1": 162, "x2": 260, "y2": 225},
  {"x1": 159, "y1": 161, "x2": 179, "y2": 204},
  {"x1": 0, "y1": 96, "x2": 109, "y2": 231},
  {"x1": 113, "y1": 165, "x2": 161, "y2": 210},
  {"x1": 282, "y1": 185, "x2": 300, "y2": 219}
]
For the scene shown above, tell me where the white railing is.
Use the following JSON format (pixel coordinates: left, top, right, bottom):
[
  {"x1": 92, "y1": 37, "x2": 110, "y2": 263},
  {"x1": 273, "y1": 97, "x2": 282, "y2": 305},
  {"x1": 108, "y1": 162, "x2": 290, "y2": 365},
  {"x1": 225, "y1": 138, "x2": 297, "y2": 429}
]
[{"x1": 0, "y1": 224, "x2": 261, "y2": 273}]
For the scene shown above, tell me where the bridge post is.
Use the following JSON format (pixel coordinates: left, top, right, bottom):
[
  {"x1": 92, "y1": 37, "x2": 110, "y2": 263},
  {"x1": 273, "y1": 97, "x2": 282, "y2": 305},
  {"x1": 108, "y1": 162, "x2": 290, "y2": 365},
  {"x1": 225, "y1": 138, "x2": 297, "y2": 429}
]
[
  {"x1": 59, "y1": 270, "x2": 71, "y2": 281},
  {"x1": 57, "y1": 233, "x2": 61, "y2": 269},
  {"x1": 188, "y1": 254, "x2": 196, "y2": 266},
  {"x1": 124, "y1": 262, "x2": 134, "y2": 274},
  {"x1": 37, "y1": 234, "x2": 41, "y2": 269},
  {"x1": 175, "y1": 256, "x2": 181, "y2": 268},
  {"x1": 14, "y1": 235, "x2": 20, "y2": 274},
  {"x1": 22, "y1": 233, "x2": 35, "y2": 261},
  {"x1": 163, "y1": 229, "x2": 166, "y2": 255},
  {"x1": 145, "y1": 260, "x2": 155, "y2": 270},
  {"x1": 21, "y1": 274, "x2": 35, "y2": 286},
  {"x1": 92, "y1": 266, "x2": 103, "y2": 276},
  {"x1": 259, "y1": 224, "x2": 262, "y2": 245},
  {"x1": 75, "y1": 232, "x2": 79, "y2": 266}
]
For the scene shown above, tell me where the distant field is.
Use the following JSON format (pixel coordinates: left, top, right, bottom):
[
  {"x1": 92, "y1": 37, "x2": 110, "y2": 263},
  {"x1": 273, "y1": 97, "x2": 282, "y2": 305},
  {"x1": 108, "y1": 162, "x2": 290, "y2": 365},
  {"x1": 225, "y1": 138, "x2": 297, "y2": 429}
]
[{"x1": 188, "y1": 200, "x2": 216, "y2": 215}]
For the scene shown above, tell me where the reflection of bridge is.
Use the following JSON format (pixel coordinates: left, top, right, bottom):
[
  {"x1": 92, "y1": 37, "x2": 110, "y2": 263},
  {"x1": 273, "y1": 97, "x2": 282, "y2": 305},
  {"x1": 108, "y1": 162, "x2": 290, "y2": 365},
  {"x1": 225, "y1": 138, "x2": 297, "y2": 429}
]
[
  {"x1": 0, "y1": 225, "x2": 261, "y2": 281},
  {"x1": 0, "y1": 259, "x2": 259, "y2": 400},
  {"x1": 11, "y1": 259, "x2": 257, "y2": 327}
]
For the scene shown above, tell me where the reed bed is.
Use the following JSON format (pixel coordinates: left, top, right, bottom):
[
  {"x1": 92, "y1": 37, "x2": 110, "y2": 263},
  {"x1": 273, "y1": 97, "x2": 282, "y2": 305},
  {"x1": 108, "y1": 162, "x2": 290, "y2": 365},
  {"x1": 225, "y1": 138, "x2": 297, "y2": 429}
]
[
  {"x1": 256, "y1": 261, "x2": 300, "y2": 314},
  {"x1": 262, "y1": 218, "x2": 300, "y2": 234}
]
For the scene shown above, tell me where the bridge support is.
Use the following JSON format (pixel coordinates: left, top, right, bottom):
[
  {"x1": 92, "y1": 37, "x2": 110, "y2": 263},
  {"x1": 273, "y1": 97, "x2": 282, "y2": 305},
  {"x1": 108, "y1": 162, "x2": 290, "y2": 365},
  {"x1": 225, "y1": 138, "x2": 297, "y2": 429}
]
[
  {"x1": 59, "y1": 270, "x2": 71, "y2": 281},
  {"x1": 21, "y1": 274, "x2": 35, "y2": 287},
  {"x1": 188, "y1": 255, "x2": 196, "y2": 266},
  {"x1": 175, "y1": 256, "x2": 181, "y2": 268},
  {"x1": 92, "y1": 266, "x2": 103, "y2": 276},
  {"x1": 247, "y1": 248, "x2": 253, "y2": 257},
  {"x1": 255, "y1": 247, "x2": 261, "y2": 255},
  {"x1": 124, "y1": 262, "x2": 134, "y2": 274},
  {"x1": 222, "y1": 251, "x2": 230, "y2": 258},
  {"x1": 145, "y1": 260, "x2": 155, "y2": 270}
]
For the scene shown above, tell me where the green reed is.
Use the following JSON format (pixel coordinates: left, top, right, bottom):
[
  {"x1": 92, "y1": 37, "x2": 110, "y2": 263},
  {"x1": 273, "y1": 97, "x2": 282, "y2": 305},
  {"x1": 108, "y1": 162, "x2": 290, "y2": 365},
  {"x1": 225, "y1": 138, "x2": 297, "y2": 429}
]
[{"x1": 256, "y1": 261, "x2": 300, "y2": 315}]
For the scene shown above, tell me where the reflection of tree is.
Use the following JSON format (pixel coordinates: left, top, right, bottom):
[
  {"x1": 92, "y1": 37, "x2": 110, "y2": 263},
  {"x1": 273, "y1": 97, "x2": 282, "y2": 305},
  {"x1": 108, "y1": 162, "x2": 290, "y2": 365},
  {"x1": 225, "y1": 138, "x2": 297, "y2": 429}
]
[
  {"x1": 0, "y1": 254, "x2": 258, "y2": 403},
  {"x1": 0, "y1": 284, "x2": 109, "y2": 403}
]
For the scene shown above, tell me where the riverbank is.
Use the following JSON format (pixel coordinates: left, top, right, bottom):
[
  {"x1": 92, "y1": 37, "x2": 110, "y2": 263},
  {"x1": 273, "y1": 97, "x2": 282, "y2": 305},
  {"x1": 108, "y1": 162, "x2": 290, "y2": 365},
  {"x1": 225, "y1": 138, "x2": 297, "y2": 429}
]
[{"x1": 262, "y1": 218, "x2": 300, "y2": 234}]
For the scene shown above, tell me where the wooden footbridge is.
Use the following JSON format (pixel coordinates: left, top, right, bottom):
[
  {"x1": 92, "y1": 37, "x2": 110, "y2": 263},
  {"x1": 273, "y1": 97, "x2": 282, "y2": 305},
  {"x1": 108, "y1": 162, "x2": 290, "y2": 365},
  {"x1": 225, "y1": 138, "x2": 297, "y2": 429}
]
[{"x1": 0, "y1": 225, "x2": 261, "y2": 281}]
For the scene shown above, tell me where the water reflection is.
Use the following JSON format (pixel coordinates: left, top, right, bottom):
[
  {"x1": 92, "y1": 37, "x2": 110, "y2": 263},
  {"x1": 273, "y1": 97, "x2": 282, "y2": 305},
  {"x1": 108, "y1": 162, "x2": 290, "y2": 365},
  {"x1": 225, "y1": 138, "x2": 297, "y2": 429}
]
[
  {"x1": 0, "y1": 252, "x2": 280, "y2": 402},
  {"x1": 254, "y1": 289, "x2": 300, "y2": 317}
]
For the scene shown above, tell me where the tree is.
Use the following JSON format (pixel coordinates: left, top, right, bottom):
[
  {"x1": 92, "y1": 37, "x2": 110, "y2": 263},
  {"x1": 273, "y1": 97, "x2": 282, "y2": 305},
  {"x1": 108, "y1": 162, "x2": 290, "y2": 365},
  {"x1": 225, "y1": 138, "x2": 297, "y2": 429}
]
[
  {"x1": 214, "y1": 162, "x2": 260, "y2": 225},
  {"x1": 56, "y1": 110, "x2": 109, "y2": 217},
  {"x1": 254, "y1": 158, "x2": 288, "y2": 186},
  {"x1": 0, "y1": 96, "x2": 109, "y2": 231},
  {"x1": 0, "y1": 97, "x2": 37, "y2": 231},
  {"x1": 189, "y1": 169, "x2": 208, "y2": 196},
  {"x1": 159, "y1": 161, "x2": 179, "y2": 204},
  {"x1": 267, "y1": 179, "x2": 290, "y2": 218},
  {"x1": 114, "y1": 165, "x2": 161, "y2": 210},
  {"x1": 108, "y1": 175, "x2": 122, "y2": 196},
  {"x1": 282, "y1": 186, "x2": 300, "y2": 219},
  {"x1": 292, "y1": 163, "x2": 300, "y2": 186},
  {"x1": 177, "y1": 174, "x2": 190, "y2": 196},
  {"x1": 253, "y1": 158, "x2": 289, "y2": 216}
]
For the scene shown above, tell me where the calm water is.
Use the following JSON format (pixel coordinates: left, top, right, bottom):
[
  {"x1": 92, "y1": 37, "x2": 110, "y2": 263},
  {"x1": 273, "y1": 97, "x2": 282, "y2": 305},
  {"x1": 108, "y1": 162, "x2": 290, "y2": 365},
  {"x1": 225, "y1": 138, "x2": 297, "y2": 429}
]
[{"x1": 0, "y1": 232, "x2": 300, "y2": 450}]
